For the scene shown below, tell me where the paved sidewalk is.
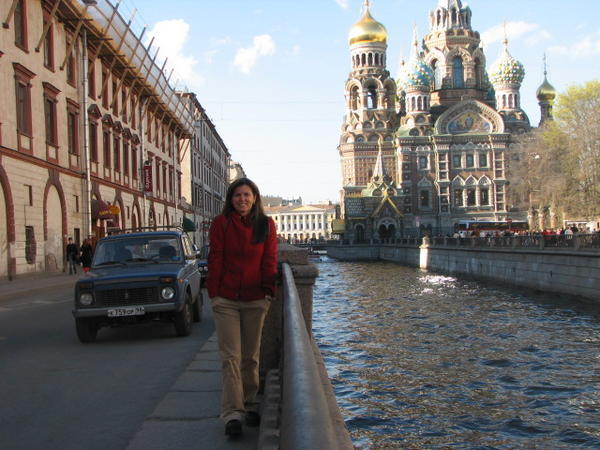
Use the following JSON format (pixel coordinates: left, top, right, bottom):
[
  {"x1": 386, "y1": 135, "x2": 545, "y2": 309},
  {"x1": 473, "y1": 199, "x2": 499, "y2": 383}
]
[
  {"x1": 0, "y1": 271, "x2": 81, "y2": 302},
  {"x1": 126, "y1": 333, "x2": 260, "y2": 450}
]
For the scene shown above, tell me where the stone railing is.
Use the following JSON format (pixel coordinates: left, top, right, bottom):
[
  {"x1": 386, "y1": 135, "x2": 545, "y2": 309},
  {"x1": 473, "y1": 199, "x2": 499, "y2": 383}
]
[{"x1": 428, "y1": 233, "x2": 600, "y2": 252}]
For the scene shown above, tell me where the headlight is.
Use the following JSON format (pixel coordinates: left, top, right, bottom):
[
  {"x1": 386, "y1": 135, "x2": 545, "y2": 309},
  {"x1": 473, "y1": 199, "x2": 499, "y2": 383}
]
[
  {"x1": 161, "y1": 287, "x2": 176, "y2": 300},
  {"x1": 79, "y1": 293, "x2": 93, "y2": 306}
]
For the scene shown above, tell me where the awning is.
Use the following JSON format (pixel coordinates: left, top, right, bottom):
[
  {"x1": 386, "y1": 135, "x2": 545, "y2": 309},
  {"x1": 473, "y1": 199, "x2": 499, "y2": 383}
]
[
  {"x1": 182, "y1": 217, "x2": 197, "y2": 232},
  {"x1": 91, "y1": 199, "x2": 119, "y2": 221}
]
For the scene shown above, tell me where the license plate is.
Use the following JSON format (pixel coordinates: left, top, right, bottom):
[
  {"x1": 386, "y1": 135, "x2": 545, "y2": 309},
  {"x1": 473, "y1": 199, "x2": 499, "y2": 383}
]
[{"x1": 107, "y1": 306, "x2": 145, "y2": 317}]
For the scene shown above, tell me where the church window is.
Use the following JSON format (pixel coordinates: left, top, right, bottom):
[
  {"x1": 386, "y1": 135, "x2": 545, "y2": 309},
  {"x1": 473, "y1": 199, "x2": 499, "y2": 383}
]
[
  {"x1": 451, "y1": 9, "x2": 457, "y2": 25},
  {"x1": 480, "y1": 188, "x2": 489, "y2": 205},
  {"x1": 452, "y1": 155, "x2": 461, "y2": 168},
  {"x1": 453, "y1": 189, "x2": 463, "y2": 206},
  {"x1": 410, "y1": 97, "x2": 416, "y2": 111},
  {"x1": 437, "y1": 10, "x2": 441, "y2": 26},
  {"x1": 453, "y1": 57, "x2": 464, "y2": 88},
  {"x1": 361, "y1": 54, "x2": 366, "y2": 66},
  {"x1": 420, "y1": 190, "x2": 430, "y2": 208},
  {"x1": 375, "y1": 53, "x2": 379, "y2": 65},
  {"x1": 515, "y1": 93, "x2": 519, "y2": 108},
  {"x1": 432, "y1": 60, "x2": 442, "y2": 90},
  {"x1": 502, "y1": 95, "x2": 507, "y2": 108},
  {"x1": 474, "y1": 59, "x2": 482, "y2": 88},
  {"x1": 467, "y1": 188, "x2": 476, "y2": 206},
  {"x1": 417, "y1": 97, "x2": 423, "y2": 110},
  {"x1": 479, "y1": 152, "x2": 487, "y2": 167},
  {"x1": 368, "y1": 53, "x2": 373, "y2": 65},
  {"x1": 366, "y1": 86, "x2": 377, "y2": 109},
  {"x1": 350, "y1": 86, "x2": 359, "y2": 110},
  {"x1": 466, "y1": 154, "x2": 474, "y2": 167},
  {"x1": 418, "y1": 155, "x2": 428, "y2": 169},
  {"x1": 508, "y1": 95, "x2": 514, "y2": 109}
]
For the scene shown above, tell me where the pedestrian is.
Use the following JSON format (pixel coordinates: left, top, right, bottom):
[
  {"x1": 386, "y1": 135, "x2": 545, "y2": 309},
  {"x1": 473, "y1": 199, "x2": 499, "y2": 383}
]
[
  {"x1": 206, "y1": 177, "x2": 278, "y2": 437},
  {"x1": 66, "y1": 237, "x2": 79, "y2": 275},
  {"x1": 80, "y1": 238, "x2": 94, "y2": 272}
]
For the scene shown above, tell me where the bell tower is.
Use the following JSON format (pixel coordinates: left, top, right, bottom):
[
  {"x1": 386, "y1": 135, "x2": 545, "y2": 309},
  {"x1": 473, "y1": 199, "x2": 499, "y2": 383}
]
[{"x1": 339, "y1": 0, "x2": 398, "y2": 188}]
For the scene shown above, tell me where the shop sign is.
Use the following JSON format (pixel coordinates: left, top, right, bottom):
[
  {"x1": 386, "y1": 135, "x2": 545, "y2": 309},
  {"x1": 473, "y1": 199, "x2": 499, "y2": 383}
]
[{"x1": 143, "y1": 161, "x2": 153, "y2": 193}]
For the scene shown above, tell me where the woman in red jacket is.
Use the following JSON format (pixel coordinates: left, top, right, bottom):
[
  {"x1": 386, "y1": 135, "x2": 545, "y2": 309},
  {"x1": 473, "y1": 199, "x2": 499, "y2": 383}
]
[{"x1": 207, "y1": 177, "x2": 277, "y2": 437}]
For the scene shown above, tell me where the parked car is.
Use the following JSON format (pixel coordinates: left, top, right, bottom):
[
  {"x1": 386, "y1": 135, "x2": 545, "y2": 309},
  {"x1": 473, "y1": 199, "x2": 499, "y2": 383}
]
[
  {"x1": 197, "y1": 244, "x2": 209, "y2": 288},
  {"x1": 72, "y1": 228, "x2": 202, "y2": 343}
]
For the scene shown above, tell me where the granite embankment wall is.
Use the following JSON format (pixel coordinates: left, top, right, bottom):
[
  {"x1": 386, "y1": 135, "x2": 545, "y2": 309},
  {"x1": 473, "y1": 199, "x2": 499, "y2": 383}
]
[{"x1": 327, "y1": 241, "x2": 600, "y2": 302}]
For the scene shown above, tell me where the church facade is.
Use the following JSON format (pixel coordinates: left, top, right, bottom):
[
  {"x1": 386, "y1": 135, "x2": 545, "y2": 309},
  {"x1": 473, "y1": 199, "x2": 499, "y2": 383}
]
[{"x1": 338, "y1": 0, "x2": 555, "y2": 241}]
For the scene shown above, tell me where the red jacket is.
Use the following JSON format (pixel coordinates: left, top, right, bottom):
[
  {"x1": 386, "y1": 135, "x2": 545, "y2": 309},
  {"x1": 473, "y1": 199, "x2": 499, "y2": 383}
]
[{"x1": 207, "y1": 213, "x2": 277, "y2": 301}]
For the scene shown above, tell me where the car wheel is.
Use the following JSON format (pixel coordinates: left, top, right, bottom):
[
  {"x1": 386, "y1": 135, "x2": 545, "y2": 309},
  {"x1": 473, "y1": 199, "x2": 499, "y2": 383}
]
[
  {"x1": 75, "y1": 318, "x2": 98, "y2": 343},
  {"x1": 174, "y1": 293, "x2": 193, "y2": 337}
]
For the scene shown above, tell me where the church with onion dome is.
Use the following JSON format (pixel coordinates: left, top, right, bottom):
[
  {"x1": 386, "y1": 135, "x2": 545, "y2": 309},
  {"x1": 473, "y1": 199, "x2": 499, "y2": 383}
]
[{"x1": 338, "y1": 0, "x2": 556, "y2": 241}]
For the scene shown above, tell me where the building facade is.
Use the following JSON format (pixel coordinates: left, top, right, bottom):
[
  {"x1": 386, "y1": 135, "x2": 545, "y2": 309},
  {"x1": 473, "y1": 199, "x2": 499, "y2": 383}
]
[
  {"x1": 265, "y1": 203, "x2": 337, "y2": 242},
  {"x1": 0, "y1": 0, "x2": 230, "y2": 279},
  {"x1": 179, "y1": 92, "x2": 231, "y2": 246},
  {"x1": 338, "y1": 0, "x2": 555, "y2": 241}
]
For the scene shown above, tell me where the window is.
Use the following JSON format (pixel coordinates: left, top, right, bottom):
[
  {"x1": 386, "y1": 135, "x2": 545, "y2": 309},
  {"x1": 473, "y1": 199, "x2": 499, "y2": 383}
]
[
  {"x1": 130, "y1": 97, "x2": 136, "y2": 128},
  {"x1": 24, "y1": 184, "x2": 33, "y2": 206},
  {"x1": 454, "y1": 189, "x2": 463, "y2": 206},
  {"x1": 121, "y1": 88, "x2": 127, "y2": 122},
  {"x1": 453, "y1": 155, "x2": 461, "y2": 168},
  {"x1": 66, "y1": 35, "x2": 76, "y2": 86},
  {"x1": 418, "y1": 155, "x2": 428, "y2": 170},
  {"x1": 480, "y1": 188, "x2": 489, "y2": 205},
  {"x1": 74, "y1": 195, "x2": 79, "y2": 213},
  {"x1": 14, "y1": 64, "x2": 34, "y2": 138},
  {"x1": 467, "y1": 189, "x2": 476, "y2": 206},
  {"x1": 420, "y1": 190, "x2": 430, "y2": 208},
  {"x1": 132, "y1": 146, "x2": 138, "y2": 179},
  {"x1": 88, "y1": 57, "x2": 95, "y2": 98},
  {"x1": 67, "y1": 105, "x2": 79, "y2": 155},
  {"x1": 479, "y1": 152, "x2": 487, "y2": 167},
  {"x1": 366, "y1": 86, "x2": 377, "y2": 109},
  {"x1": 14, "y1": 0, "x2": 28, "y2": 51},
  {"x1": 432, "y1": 59, "x2": 442, "y2": 90},
  {"x1": 123, "y1": 141, "x2": 129, "y2": 175},
  {"x1": 101, "y1": 68, "x2": 109, "y2": 108},
  {"x1": 103, "y1": 129, "x2": 111, "y2": 167},
  {"x1": 43, "y1": 84, "x2": 58, "y2": 146},
  {"x1": 466, "y1": 154, "x2": 474, "y2": 168},
  {"x1": 112, "y1": 81, "x2": 118, "y2": 115},
  {"x1": 25, "y1": 226, "x2": 36, "y2": 264},
  {"x1": 452, "y1": 56, "x2": 464, "y2": 88},
  {"x1": 113, "y1": 136, "x2": 120, "y2": 171},
  {"x1": 89, "y1": 122, "x2": 98, "y2": 162},
  {"x1": 43, "y1": 14, "x2": 54, "y2": 70}
]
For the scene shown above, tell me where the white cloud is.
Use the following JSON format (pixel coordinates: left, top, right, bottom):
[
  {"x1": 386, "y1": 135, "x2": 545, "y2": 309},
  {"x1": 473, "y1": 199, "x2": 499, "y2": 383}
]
[
  {"x1": 288, "y1": 45, "x2": 301, "y2": 56},
  {"x1": 233, "y1": 34, "x2": 276, "y2": 73},
  {"x1": 524, "y1": 30, "x2": 552, "y2": 47},
  {"x1": 204, "y1": 49, "x2": 218, "y2": 64},
  {"x1": 481, "y1": 21, "x2": 542, "y2": 47},
  {"x1": 335, "y1": 0, "x2": 349, "y2": 9},
  {"x1": 548, "y1": 35, "x2": 600, "y2": 59},
  {"x1": 147, "y1": 19, "x2": 200, "y2": 83}
]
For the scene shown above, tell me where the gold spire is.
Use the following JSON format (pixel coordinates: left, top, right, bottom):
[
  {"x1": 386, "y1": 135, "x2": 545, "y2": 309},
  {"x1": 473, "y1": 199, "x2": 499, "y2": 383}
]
[
  {"x1": 348, "y1": 0, "x2": 388, "y2": 46},
  {"x1": 536, "y1": 53, "x2": 556, "y2": 102}
]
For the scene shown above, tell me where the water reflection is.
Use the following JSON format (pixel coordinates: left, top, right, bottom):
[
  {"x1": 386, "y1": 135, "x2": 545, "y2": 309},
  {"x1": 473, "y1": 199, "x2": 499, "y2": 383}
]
[{"x1": 312, "y1": 258, "x2": 600, "y2": 448}]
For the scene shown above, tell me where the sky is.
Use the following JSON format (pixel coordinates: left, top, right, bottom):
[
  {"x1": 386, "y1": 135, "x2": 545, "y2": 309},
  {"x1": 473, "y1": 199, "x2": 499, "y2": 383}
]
[{"x1": 116, "y1": 0, "x2": 600, "y2": 204}]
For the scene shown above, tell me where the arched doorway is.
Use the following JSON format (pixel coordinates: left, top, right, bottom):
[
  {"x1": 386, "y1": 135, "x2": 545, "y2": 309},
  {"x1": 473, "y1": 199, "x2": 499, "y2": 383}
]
[
  {"x1": 45, "y1": 186, "x2": 64, "y2": 272},
  {"x1": 355, "y1": 224, "x2": 365, "y2": 243}
]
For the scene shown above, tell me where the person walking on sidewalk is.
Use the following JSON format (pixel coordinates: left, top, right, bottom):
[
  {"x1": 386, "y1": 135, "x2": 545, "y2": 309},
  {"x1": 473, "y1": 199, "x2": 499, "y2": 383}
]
[
  {"x1": 80, "y1": 238, "x2": 94, "y2": 273},
  {"x1": 207, "y1": 177, "x2": 278, "y2": 437},
  {"x1": 66, "y1": 237, "x2": 80, "y2": 275}
]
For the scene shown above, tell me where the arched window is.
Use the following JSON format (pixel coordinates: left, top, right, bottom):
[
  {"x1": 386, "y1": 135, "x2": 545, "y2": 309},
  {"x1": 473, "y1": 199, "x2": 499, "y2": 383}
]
[
  {"x1": 350, "y1": 86, "x2": 359, "y2": 110},
  {"x1": 502, "y1": 94, "x2": 506, "y2": 108},
  {"x1": 368, "y1": 53, "x2": 373, "y2": 65},
  {"x1": 437, "y1": 10, "x2": 441, "y2": 26},
  {"x1": 375, "y1": 53, "x2": 379, "y2": 65},
  {"x1": 474, "y1": 58, "x2": 482, "y2": 88},
  {"x1": 508, "y1": 95, "x2": 514, "y2": 109},
  {"x1": 432, "y1": 60, "x2": 442, "y2": 90},
  {"x1": 417, "y1": 96, "x2": 423, "y2": 111},
  {"x1": 361, "y1": 53, "x2": 366, "y2": 66},
  {"x1": 514, "y1": 93, "x2": 519, "y2": 108},
  {"x1": 366, "y1": 86, "x2": 377, "y2": 109},
  {"x1": 411, "y1": 97, "x2": 416, "y2": 111},
  {"x1": 451, "y1": 9, "x2": 457, "y2": 24},
  {"x1": 453, "y1": 56, "x2": 464, "y2": 88}
]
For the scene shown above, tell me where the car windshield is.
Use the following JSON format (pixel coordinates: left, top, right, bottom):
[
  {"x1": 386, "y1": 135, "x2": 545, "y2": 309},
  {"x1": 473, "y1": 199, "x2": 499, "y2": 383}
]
[{"x1": 92, "y1": 236, "x2": 182, "y2": 266}]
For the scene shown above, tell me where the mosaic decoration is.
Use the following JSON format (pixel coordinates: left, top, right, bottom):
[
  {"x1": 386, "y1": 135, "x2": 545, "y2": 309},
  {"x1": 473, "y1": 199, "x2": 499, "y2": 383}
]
[
  {"x1": 397, "y1": 58, "x2": 434, "y2": 90},
  {"x1": 490, "y1": 47, "x2": 525, "y2": 86}
]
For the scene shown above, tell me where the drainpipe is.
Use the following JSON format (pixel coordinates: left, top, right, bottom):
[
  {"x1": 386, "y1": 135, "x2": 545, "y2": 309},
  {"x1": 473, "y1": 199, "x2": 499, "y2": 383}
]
[{"x1": 81, "y1": 28, "x2": 92, "y2": 240}]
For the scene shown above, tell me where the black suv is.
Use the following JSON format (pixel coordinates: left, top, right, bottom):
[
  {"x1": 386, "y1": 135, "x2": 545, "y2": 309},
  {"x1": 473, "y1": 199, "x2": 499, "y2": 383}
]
[{"x1": 72, "y1": 228, "x2": 202, "y2": 343}]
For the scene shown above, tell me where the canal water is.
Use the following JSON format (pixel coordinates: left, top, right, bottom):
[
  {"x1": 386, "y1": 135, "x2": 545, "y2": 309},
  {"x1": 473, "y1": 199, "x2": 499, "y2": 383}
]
[{"x1": 312, "y1": 258, "x2": 600, "y2": 449}]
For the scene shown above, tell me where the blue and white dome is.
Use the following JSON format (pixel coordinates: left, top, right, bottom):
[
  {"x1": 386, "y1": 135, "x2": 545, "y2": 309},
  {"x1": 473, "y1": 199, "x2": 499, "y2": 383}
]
[{"x1": 397, "y1": 28, "x2": 434, "y2": 92}]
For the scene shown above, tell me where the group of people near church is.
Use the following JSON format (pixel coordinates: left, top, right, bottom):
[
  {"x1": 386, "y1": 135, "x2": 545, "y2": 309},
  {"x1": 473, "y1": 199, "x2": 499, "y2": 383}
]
[{"x1": 65, "y1": 237, "x2": 95, "y2": 275}]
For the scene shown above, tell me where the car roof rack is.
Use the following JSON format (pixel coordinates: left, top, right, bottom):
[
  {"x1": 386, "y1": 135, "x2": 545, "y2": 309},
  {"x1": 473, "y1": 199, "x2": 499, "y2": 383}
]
[{"x1": 106, "y1": 225, "x2": 184, "y2": 236}]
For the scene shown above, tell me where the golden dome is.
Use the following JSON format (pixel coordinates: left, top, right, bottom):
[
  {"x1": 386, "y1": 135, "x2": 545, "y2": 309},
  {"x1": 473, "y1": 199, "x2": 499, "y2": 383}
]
[
  {"x1": 536, "y1": 76, "x2": 556, "y2": 102},
  {"x1": 348, "y1": 4, "x2": 387, "y2": 46}
]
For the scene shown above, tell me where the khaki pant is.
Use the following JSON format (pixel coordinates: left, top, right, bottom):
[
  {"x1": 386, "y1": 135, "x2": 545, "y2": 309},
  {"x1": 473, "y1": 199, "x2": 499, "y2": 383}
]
[{"x1": 210, "y1": 296, "x2": 270, "y2": 422}]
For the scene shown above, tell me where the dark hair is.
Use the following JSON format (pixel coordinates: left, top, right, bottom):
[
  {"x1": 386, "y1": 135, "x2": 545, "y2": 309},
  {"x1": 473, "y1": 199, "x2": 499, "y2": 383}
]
[{"x1": 222, "y1": 177, "x2": 269, "y2": 243}]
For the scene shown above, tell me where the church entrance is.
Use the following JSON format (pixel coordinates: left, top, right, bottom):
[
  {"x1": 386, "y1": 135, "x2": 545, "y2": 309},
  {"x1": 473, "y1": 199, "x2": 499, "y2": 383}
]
[{"x1": 378, "y1": 223, "x2": 396, "y2": 241}]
